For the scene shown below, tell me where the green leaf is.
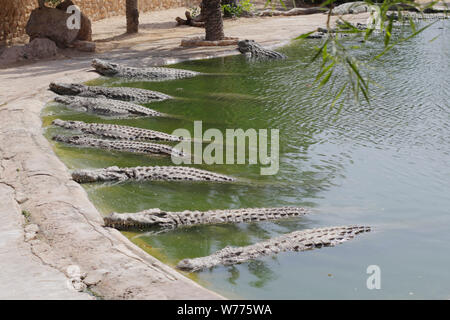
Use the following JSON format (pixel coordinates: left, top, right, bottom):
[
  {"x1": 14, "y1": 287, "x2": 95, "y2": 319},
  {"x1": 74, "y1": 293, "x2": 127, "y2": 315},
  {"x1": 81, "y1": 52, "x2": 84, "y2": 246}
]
[
  {"x1": 330, "y1": 84, "x2": 347, "y2": 110},
  {"x1": 319, "y1": 70, "x2": 334, "y2": 88},
  {"x1": 295, "y1": 31, "x2": 317, "y2": 40},
  {"x1": 372, "y1": 21, "x2": 436, "y2": 61},
  {"x1": 311, "y1": 38, "x2": 330, "y2": 63},
  {"x1": 384, "y1": 16, "x2": 394, "y2": 47},
  {"x1": 346, "y1": 58, "x2": 368, "y2": 90}
]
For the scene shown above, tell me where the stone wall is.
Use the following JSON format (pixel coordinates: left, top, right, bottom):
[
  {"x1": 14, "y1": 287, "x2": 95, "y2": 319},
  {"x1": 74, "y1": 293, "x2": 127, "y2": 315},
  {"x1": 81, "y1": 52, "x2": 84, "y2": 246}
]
[{"x1": 0, "y1": 0, "x2": 200, "y2": 44}]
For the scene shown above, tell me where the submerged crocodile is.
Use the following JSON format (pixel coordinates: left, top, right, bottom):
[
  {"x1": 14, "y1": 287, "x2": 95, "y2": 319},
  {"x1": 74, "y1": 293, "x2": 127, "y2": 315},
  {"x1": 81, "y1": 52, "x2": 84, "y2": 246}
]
[
  {"x1": 177, "y1": 225, "x2": 371, "y2": 271},
  {"x1": 53, "y1": 96, "x2": 163, "y2": 117},
  {"x1": 72, "y1": 166, "x2": 235, "y2": 183},
  {"x1": 52, "y1": 135, "x2": 185, "y2": 157},
  {"x1": 238, "y1": 40, "x2": 287, "y2": 60},
  {"x1": 104, "y1": 207, "x2": 308, "y2": 230},
  {"x1": 52, "y1": 119, "x2": 182, "y2": 142},
  {"x1": 92, "y1": 59, "x2": 201, "y2": 81},
  {"x1": 49, "y1": 82, "x2": 172, "y2": 103}
]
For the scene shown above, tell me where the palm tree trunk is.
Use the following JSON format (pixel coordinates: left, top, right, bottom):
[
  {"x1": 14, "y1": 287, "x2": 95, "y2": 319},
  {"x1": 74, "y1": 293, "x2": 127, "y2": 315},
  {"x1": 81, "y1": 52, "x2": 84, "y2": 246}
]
[
  {"x1": 126, "y1": 0, "x2": 139, "y2": 34},
  {"x1": 204, "y1": 0, "x2": 224, "y2": 41}
]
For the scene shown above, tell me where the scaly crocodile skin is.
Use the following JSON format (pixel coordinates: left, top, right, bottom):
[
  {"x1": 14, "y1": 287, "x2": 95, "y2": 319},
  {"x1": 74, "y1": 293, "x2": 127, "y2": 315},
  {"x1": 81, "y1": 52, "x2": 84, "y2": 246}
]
[
  {"x1": 54, "y1": 96, "x2": 162, "y2": 117},
  {"x1": 72, "y1": 166, "x2": 236, "y2": 183},
  {"x1": 52, "y1": 119, "x2": 182, "y2": 142},
  {"x1": 177, "y1": 225, "x2": 371, "y2": 271},
  {"x1": 92, "y1": 59, "x2": 201, "y2": 81},
  {"x1": 104, "y1": 207, "x2": 309, "y2": 230},
  {"x1": 53, "y1": 135, "x2": 185, "y2": 157},
  {"x1": 49, "y1": 82, "x2": 172, "y2": 103},
  {"x1": 238, "y1": 40, "x2": 287, "y2": 60}
]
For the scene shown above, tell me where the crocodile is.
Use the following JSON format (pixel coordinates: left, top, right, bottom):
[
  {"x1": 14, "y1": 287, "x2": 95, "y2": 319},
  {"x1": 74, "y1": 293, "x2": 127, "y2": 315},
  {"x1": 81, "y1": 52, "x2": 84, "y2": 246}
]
[
  {"x1": 92, "y1": 58, "x2": 202, "y2": 81},
  {"x1": 72, "y1": 166, "x2": 235, "y2": 183},
  {"x1": 49, "y1": 82, "x2": 172, "y2": 103},
  {"x1": 53, "y1": 96, "x2": 163, "y2": 117},
  {"x1": 177, "y1": 225, "x2": 371, "y2": 271},
  {"x1": 104, "y1": 207, "x2": 309, "y2": 230},
  {"x1": 52, "y1": 135, "x2": 186, "y2": 157},
  {"x1": 53, "y1": 135, "x2": 186, "y2": 157},
  {"x1": 387, "y1": 11, "x2": 449, "y2": 21},
  {"x1": 52, "y1": 119, "x2": 182, "y2": 142},
  {"x1": 237, "y1": 40, "x2": 287, "y2": 60}
]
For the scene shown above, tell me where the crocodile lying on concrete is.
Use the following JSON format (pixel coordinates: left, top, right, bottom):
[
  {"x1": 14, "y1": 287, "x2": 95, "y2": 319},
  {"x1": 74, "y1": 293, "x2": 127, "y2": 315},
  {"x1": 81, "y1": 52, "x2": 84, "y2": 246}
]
[
  {"x1": 49, "y1": 82, "x2": 172, "y2": 103},
  {"x1": 237, "y1": 40, "x2": 287, "y2": 60},
  {"x1": 52, "y1": 119, "x2": 182, "y2": 142},
  {"x1": 177, "y1": 225, "x2": 371, "y2": 271},
  {"x1": 53, "y1": 96, "x2": 163, "y2": 117},
  {"x1": 92, "y1": 59, "x2": 201, "y2": 81},
  {"x1": 104, "y1": 207, "x2": 309, "y2": 230},
  {"x1": 72, "y1": 166, "x2": 235, "y2": 183},
  {"x1": 53, "y1": 135, "x2": 185, "y2": 157}
]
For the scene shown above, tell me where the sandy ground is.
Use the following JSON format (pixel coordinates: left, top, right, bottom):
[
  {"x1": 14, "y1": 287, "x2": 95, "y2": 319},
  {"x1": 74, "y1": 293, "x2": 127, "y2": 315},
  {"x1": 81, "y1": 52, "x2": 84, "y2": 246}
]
[{"x1": 0, "y1": 8, "x2": 369, "y2": 299}]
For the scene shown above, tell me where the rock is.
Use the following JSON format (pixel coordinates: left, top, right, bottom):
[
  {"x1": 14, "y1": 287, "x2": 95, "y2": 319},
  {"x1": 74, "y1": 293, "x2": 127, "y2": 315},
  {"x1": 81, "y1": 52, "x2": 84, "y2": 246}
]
[
  {"x1": 24, "y1": 224, "x2": 39, "y2": 242},
  {"x1": 71, "y1": 40, "x2": 95, "y2": 52},
  {"x1": 23, "y1": 38, "x2": 58, "y2": 59},
  {"x1": 0, "y1": 38, "x2": 58, "y2": 65},
  {"x1": 26, "y1": 7, "x2": 79, "y2": 48},
  {"x1": 83, "y1": 269, "x2": 108, "y2": 286},
  {"x1": 77, "y1": 13, "x2": 92, "y2": 41},
  {"x1": 0, "y1": 46, "x2": 26, "y2": 65},
  {"x1": 15, "y1": 192, "x2": 29, "y2": 204}
]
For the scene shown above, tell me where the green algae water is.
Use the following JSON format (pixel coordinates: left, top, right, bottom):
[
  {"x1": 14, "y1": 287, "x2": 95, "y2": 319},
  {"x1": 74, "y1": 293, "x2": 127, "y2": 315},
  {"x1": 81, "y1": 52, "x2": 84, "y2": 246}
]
[{"x1": 43, "y1": 21, "x2": 450, "y2": 299}]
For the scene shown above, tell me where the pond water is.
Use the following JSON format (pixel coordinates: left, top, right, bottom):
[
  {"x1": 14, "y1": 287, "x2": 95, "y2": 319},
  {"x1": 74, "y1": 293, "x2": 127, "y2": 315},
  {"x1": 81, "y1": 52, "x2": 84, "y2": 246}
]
[{"x1": 43, "y1": 20, "x2": 450, "y2": 299}]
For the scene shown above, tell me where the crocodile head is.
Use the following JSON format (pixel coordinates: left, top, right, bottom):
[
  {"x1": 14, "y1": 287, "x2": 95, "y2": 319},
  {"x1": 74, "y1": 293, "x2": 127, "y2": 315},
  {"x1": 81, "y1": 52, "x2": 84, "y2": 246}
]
[
  {"x1": 49, "y1": 83, "x2": 86, "y2": 95},
  {"x1": 91, "y1": 59, "x2": 120, "y2": 76},
  {"x1": 52, "y1": 118, "x2": 81, "y2": 128},
  {"x1": 237, "y1": 39, "x2": 257, "y2": 54},
  {"x1": 54, "y1": 95, "x2": 79, "y2": 105}
]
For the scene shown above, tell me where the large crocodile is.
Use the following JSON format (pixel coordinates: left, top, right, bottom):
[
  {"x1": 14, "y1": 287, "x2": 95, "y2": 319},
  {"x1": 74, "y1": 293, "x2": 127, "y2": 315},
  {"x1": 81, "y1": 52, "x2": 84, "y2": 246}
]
[
  {"x1": 52, "y1": 119, "x2": 182, "y2": 142},
  {"x1": 52, "y1": 135, "x2": 186, "y2": 157},
  {"x1": 104, "y1": 207, "x2": 308, "y2": 230},
  {"x1": 49, "y1": 82, "x2": 172, "y2": 103},
  {"x1": 177, "y1": 225, "x2": 371, "y2": 271},
  {"x1": 53, "y1": 96, "x2": 163, "y2": 117},
  {"x1": 72, "y1": 166, "x2": 235, "y2": 183},
  {"x1": 92, "y1": 59, "x2": 202, "y2": 81},
  {"x1": 238, "y1": 40, "x2": 287, "y2": 60}
]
